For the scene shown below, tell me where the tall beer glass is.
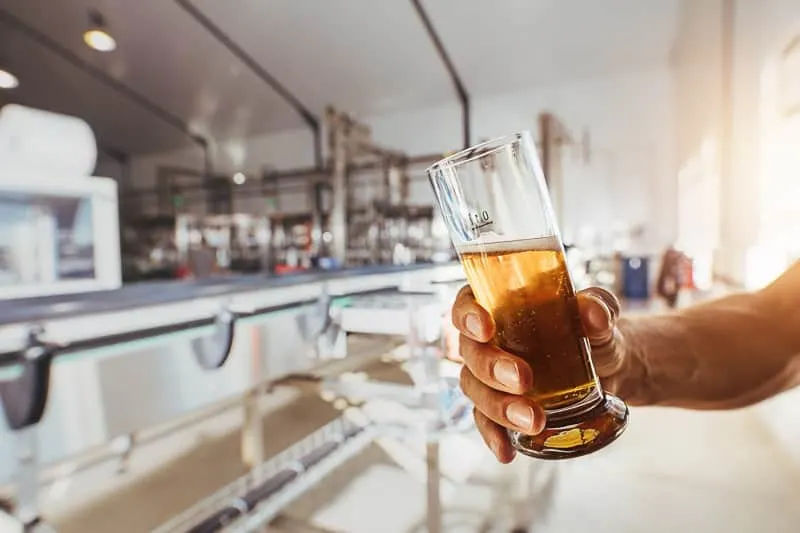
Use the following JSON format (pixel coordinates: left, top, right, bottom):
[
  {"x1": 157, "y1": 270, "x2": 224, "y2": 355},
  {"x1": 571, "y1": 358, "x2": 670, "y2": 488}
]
[{"x1": 427, "y1": 132, "x2": 628, "y2": 459}]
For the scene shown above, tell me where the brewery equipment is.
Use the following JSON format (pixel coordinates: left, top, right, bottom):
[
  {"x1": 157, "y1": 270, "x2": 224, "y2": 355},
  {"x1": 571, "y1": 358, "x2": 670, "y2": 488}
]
[{"x1": 175, "y1": 213, "x2": 271, "y2": 274}]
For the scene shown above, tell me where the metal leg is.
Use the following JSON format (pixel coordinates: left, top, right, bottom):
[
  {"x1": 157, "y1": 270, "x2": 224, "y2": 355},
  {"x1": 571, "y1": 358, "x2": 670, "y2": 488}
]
[
  {"x1": 509, "y1": 461, "x2": 534, "y2": 531},
  {"x1": 14, "y1": 427, "x2": 41, "y2": 529},
  {"x1": 425, "y1": 441, "x2": 442, "y2": 533},
  {"x1": 241, "y1": 389, "x2": 265, "y2": 471},
  {"x1": 242, "y1": 325, "x2": 265, "y2": 470},
  {"x1": 114, "y1": 434, "x2": 135, "y2": 475}
]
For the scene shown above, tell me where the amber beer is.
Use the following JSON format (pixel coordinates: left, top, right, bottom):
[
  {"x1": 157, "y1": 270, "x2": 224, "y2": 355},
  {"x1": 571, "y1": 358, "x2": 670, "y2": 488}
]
[{"x1": 460, "y1": 236, "x2": 599, "y2": 410}]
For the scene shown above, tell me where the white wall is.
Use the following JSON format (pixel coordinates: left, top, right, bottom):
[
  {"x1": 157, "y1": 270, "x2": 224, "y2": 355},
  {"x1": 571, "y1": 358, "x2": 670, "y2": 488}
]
[
  {"x1": 131, "y1": 66, "x2": 678, "y2": 251},
  {"x1": 472, "y1": 67, "x2": 677, "y2": 251},
  {"x1": 727, "y1": 0, "x2": 800, "y2": 282},
  {"x1": 728, "y1": 0, "x2": 800, "y2": 466},
  {"x1": 667, "y1": 0, "x2": 800, "y2": 284},
  {"x1": 364, "y1": 66, "x2": 677, "y2": 251}
]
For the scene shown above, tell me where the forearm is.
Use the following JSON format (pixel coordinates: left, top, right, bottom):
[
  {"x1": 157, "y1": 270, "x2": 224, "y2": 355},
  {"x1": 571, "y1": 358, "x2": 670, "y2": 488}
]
[{"x1": 615, "y1": 289, "x2": 800, "y2": 410}]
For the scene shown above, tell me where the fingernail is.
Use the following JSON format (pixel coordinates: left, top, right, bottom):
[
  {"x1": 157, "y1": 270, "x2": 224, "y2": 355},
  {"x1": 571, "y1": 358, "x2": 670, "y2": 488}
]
[
  {"x1": 464, "y1": 312, "x2": 482, "y2": 338},
  {"x1": 492, "y1": 359, "x2": 520, "y2": 388},
  {"x1": 506, "y1": 402, "x2": 535, "y2": 431}
]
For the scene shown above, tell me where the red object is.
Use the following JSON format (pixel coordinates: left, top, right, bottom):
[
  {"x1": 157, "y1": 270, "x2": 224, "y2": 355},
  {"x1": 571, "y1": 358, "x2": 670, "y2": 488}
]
[
  {"x1": 175, "y1": 264, "x2": 192, "y2": 279},
  {"x1": 275, "y1": 264, "x2": 305, "y2": 275},
  {"x1": 680, "y1": 256, "x2": 695, "y2": 289}
]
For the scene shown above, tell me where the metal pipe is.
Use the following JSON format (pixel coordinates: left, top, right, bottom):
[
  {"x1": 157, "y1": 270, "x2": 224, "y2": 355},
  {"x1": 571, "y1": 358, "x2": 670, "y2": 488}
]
[
  {"x1": 185, "y1": 426, "x2": 366, "y2": 533},
  {"x1": 328, "y1": 109, "x2": 349, "y2": 265},
  {"x1": 130, "y1": 152, "x2": 443, "y2": 201},
  {"x1": 175, "y1": 0, "x2": 322, "y2": 168},
  {"x1": 36, "y1": 393, "x2": 248, "y2": 487},
  {"x1": 410, "y1": 0, "x2": 470, "y2": 149},
  {"x1": 0, "y1": 285, "x2": 402, "y2": 367}
]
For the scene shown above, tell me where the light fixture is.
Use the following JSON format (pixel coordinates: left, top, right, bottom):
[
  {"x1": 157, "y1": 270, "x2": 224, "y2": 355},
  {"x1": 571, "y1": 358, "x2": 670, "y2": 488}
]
[
  {"x1": 0, "y1": 68, "x2": 19, "y2": 89},
  {"x1": 83, "y1": 9, "x2": 117, "y2": 52},
  {"x1": 232, "y1": 172, "x2": 246, "y2": 185}
]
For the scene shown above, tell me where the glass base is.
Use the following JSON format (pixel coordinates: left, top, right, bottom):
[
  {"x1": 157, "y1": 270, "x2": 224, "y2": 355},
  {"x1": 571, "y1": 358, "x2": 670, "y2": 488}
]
[{"x1": 510, "y1": 393, "x2": 629, "y2": 460}]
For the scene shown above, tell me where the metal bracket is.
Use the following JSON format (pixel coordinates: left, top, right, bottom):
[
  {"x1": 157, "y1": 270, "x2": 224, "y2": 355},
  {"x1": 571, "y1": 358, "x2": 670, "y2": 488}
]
[
  {"x1": 191, "y1": 308, "x2": 236, "y2": 370},
  {"x1": 296, "y1": 290, "x2": 333, "y2": 341},
  {"x1": 0, "y1": 328, "x2": 55, "y2": 431}
]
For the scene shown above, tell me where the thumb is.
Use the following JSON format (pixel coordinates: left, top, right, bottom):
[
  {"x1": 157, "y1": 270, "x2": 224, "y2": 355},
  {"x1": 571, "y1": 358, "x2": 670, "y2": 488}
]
[{"x1": 577, "y1": 288, "x2": 625, "y2": 377}]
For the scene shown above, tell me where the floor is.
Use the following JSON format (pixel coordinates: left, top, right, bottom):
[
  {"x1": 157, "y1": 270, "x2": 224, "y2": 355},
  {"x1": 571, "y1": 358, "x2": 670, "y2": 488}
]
[
  {"x1": 37, "y1": 386, "x2": 800, "y2": 533},
  {"x1": 280, "y1": 405, "x2": 800, "y2": 533}
]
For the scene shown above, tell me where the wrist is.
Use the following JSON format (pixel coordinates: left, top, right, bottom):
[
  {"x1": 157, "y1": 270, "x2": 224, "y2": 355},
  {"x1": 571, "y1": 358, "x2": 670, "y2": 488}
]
[{"x1": 613, "y1": 317, "x2": 659, "y2": 406}]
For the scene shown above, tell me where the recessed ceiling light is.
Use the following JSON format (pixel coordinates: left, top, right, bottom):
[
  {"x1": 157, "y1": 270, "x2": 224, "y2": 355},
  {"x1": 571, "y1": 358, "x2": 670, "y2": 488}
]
[
  {"x1": 0, "y1": 69, "x2": 19, "y2": 89},
  {"x1": 232, "y1": 172, "x2": 246, "y2": 185},
  {"x1": 83, "y1": 29, "x2": 116, "y2": 52},
  {"x1": 84, "y1": 9, "x2": 116, "y2": 52}
]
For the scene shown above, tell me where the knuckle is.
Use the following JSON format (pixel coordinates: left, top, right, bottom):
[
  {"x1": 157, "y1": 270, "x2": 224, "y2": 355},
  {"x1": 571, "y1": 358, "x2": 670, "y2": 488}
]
[
  {"x1": 463, "y1": 342, "x2": 501, "y2": 385},
  {"x1": 487, "y1": 396, "x2": 512, "y2": 423},
  {"x1": 452, "y1": 286, "x2": 478, "y2": 325},
  {"x1": 459, "y1": 366, "x2": 473, "y2": 394},
  {"x1": 588, "y1": 287, "x2": 620, "y2": 318},
  {"x1": 458, "y1": 334, "x2": 478, "y2": 363}
]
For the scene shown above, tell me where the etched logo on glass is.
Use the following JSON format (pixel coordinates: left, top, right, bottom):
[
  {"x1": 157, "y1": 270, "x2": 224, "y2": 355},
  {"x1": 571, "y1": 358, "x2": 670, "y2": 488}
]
[{"x1": 468, "y1": 209, "x2": 493, "y2": 232}]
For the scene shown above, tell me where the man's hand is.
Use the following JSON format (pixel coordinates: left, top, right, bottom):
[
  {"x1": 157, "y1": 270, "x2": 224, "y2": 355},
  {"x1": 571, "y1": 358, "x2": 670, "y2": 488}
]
[{"x1": 449, "y1": 285, "x2": 630, "y2": 463}]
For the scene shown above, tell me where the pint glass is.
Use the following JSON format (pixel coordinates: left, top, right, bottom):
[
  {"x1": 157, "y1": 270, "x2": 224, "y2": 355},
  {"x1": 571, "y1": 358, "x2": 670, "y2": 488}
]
[{"x1": 427, "y1": 132, "x2": 628, "y2": 459}]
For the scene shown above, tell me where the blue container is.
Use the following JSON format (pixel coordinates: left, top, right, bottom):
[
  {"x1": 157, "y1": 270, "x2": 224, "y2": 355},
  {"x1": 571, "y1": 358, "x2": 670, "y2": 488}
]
[{"x1": 622, "y1": 256, "x2": 650, "y2": 299}]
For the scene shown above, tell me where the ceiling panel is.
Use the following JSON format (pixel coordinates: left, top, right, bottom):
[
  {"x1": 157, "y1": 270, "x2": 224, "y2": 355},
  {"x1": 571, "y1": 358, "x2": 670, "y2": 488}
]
[
  {"x1": 0, "y1": 0, "x2": 303, "y2": 154},
  {"x1": 0, "y1": 21, "x2": 189, "y2": 154},
  {"x1": 422, "y1": 0, "x2": 682, "y2": 95},
  {"x1": 191, "y1": 0, "x2": 456, "y2": 117}
]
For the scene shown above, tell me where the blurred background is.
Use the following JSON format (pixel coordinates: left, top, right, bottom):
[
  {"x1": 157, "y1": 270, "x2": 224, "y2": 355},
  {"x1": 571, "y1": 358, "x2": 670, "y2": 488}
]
[{"x1": 0, "y1": 0, "x2": 799, "y2": 532}]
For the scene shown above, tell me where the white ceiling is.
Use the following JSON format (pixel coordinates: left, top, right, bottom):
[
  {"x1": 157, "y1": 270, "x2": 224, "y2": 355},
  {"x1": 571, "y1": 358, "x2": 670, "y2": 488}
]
[
  {"x1": 424, "y1": 0, "x2": 682, "y2": 94},
  {"x1": 0, "y1": 0, "x2": 682, "y2": 157}
]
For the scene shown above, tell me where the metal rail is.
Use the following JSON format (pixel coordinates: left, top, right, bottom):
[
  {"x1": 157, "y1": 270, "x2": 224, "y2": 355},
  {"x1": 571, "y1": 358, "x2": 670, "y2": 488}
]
[
  {"x1": 410, "y1": 0, "x2": 470, "y2": 149},
  {"x1": 174, "y1": 0, "x2": 322, "y2": 168},
  {"x1": 153, "y1": 417, "x2": 375, "y2": 533},
  {"x1": 0, "y1": 286, "x2": 399, "y2": 367}
]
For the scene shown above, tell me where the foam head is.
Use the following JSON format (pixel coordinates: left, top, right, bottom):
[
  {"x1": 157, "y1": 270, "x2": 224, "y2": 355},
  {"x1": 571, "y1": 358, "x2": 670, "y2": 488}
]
[{"x1": 455, "y1": 234, "x2": 562, "y2": 255}]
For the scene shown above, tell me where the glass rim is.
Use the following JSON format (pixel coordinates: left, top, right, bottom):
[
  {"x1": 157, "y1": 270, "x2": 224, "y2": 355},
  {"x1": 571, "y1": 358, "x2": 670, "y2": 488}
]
[{"x1": 425, "y1": 131, "x2": 531, "y2": 175}]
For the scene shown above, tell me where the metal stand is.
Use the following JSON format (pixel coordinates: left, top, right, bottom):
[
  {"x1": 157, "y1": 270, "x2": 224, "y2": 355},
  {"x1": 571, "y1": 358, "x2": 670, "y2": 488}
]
[
  {"x1": 0, "y1": 310, "x2": 243, "y2": 531},
  {"x1": 318, "y1": 293, "x2": 467, "y2": 533},
  {"x1": 425, "y1": 442, "x2": 442, "y2": 533},
  {"x1": 0, "y1": 329, "x2": 57, "y2": 532}
]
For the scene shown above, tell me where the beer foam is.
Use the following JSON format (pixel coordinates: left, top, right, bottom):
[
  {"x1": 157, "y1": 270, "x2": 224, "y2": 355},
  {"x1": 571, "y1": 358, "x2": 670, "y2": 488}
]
[{"x1": 456, "y1": 234, "x2": 562, "y2": 255}]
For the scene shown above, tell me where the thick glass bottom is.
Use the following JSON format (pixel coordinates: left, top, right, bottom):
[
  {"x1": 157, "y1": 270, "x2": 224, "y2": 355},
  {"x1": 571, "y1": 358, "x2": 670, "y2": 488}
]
[{"x1": 510, "y1": 393, "x2": 629, "y2": 460}]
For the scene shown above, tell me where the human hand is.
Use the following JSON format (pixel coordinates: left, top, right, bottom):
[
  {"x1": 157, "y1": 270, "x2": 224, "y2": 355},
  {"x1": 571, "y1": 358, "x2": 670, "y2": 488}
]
[{"x1": 451, "y1": 285, "x2": 629, "y2": 463}]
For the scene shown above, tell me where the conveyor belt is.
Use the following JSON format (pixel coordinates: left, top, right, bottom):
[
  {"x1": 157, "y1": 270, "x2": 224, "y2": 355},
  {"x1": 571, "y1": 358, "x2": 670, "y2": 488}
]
[{"x1": 0, "y1": 263, "x2": 444, "y2": 326}]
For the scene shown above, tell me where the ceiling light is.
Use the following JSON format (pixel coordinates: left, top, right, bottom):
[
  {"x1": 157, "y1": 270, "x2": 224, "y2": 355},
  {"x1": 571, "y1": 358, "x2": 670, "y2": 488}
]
[
  {"x1": 84, "y1": 29, "x2": 116, "y2": 52},
  {"x1": 84, "y1": 9, "x2": 116, "y2": 52},
  {"x1": 232, "y1": 172, "x2": 246, "y2": 185},
  {"x1": 0, "y1": 69, "x2": 19, "y2": 89}
]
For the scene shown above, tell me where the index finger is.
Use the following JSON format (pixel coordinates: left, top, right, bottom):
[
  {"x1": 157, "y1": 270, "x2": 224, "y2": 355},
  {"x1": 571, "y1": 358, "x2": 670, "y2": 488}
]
[{"x1": 451, "y1": 285, "x2": 495, "y2": 342}]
